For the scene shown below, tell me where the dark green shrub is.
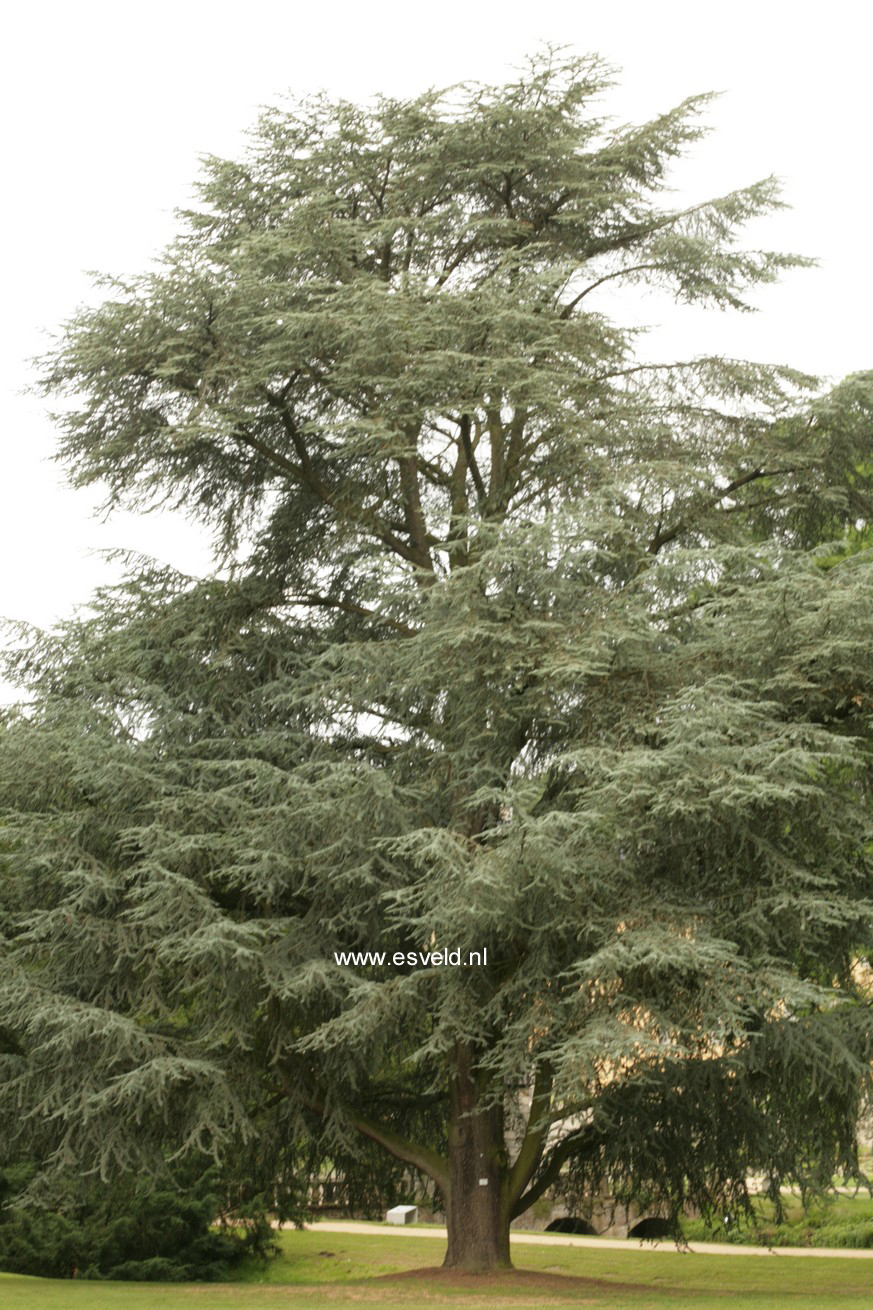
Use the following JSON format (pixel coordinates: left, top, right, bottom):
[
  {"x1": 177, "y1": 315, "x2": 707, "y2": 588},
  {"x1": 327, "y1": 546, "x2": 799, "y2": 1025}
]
[
  {"x1": 0, "y1": 1163, "x2": 277, "y2": 1280},
  {"x1": 812, "y1": 1221, "x2": 873, "y2": 1249}
]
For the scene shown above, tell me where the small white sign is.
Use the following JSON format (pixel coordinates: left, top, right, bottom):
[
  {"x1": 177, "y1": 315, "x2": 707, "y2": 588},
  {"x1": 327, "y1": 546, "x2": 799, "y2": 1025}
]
[
  {"x1": 478, "y1": 1178, "x2": 488, "y2": 1186},
  {"x1": 386, "y1": 1204, "x2": 418, "y2": 1225}
]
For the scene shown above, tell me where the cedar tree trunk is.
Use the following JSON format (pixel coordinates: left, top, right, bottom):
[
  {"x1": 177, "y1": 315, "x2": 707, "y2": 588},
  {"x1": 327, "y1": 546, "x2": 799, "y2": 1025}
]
[{"x1": 442, "y1": 1045, "x2": 513, "y2": 1271}]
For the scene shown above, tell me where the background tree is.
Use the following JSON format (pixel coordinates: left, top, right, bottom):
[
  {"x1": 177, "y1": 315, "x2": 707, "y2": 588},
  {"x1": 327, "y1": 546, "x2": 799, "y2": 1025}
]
[{"x1": 2, "y1": 51, "x2": 872, "y2": 1272}]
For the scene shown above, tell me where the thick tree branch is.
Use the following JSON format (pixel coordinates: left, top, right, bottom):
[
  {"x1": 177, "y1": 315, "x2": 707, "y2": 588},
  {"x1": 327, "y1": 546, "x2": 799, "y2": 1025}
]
[
  {"x1": 347, "y1": 1110, "x2": 450, "y2": 1197},
  {"x1": 397, "y1": 446, "x2": 436, "y2": 574},
  {"x1": 434, "y1": 235, "x2": 481, "y2": 289},
  {"x1": 486, "y1": 403, "x2": 506, "y2": 511},
  {"x1": 560, "y1": 263, "x2": 662, "y2": 318},
  {"x1": 282, "y1": 1075, "x2": 450, "y2": 1197},
  {"x1": 287, "y1": 593, "x2": 416, "y2": 635},
  {"x1": 227, "y1": 426, "x2": 305, "y2": 484},
  {"x1": 511, "y1": 1124, "x2": 595, "y2": 1219},
  {"x1": 503, "y1": 406, "x2": 529, "y2": 504},
  {"x1": 507, "y1": 1061, "x2": 553, "y2": 1210},
  {"x1": 532, "y1": 189, "x2": 573, "y2": 233},
  {"x1": 459, "y1": 413, "x2": 486, "y2": 503},
  {"x1": 647, "y1": 466, "x2": 799, "y2": 554},
  {"x1": 258, "y1": 392, "x2": 428, "y2": 569}
]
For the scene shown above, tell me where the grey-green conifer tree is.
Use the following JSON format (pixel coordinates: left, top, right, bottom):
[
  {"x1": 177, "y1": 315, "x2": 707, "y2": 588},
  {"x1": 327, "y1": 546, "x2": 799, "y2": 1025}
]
[{"x1": 2, "y1": 52, "x2": 873, "y2": 1271}]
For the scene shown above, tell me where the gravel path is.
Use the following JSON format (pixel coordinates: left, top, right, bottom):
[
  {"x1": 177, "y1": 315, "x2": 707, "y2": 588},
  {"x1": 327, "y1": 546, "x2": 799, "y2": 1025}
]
[{"x1": 299, "y1": 1219, "x2": 873, "y2": 1259}]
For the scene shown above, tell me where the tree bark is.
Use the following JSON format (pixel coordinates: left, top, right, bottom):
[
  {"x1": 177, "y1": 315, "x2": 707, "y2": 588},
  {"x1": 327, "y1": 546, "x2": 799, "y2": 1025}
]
[{"x1": 442, "y1": 1044, "x2": 513, "y2": 1271}]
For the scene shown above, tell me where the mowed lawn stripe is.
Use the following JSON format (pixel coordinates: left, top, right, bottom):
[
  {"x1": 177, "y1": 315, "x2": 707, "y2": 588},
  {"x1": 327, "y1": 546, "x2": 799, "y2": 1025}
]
[{"x1": 5, "y1": 1228, "x2": 870, "y2": 1309}]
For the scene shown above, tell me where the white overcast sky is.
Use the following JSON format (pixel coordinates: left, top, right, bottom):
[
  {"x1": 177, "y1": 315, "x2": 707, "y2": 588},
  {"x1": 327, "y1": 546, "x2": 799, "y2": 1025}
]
[{"x1": 1, "y1": 0, "x2": 871, "y2": 666}]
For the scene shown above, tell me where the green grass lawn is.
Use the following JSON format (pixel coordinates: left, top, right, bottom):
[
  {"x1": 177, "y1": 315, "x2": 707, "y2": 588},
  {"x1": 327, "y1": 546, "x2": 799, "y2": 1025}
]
[{"x1": 3, "y1": 1227, "x2": 873, "y2": 1309}]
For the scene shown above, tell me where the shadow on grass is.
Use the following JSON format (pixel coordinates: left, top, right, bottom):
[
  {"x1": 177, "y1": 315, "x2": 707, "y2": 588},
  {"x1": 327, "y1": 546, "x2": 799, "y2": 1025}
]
[{"x1": 378, "y1": 1265, "x2": 669, "y2": 1296}]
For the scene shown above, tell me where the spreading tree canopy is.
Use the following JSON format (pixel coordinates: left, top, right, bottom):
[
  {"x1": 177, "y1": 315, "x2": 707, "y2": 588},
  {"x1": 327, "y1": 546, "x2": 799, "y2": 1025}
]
[{"x1": 2, "y1": 51, "x2": 872, "y2": 1271}]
